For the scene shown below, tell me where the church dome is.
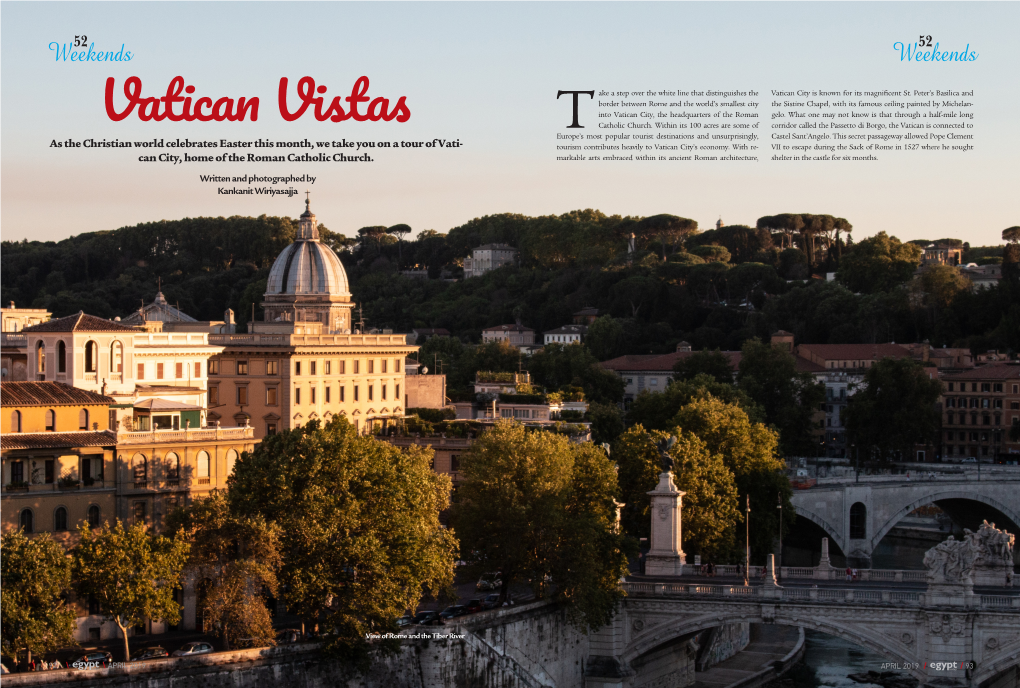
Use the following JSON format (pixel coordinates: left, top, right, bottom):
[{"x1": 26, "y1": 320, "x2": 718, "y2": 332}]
[{"x1": 266, "y1": 199, "x2": 350, "y2": 297}]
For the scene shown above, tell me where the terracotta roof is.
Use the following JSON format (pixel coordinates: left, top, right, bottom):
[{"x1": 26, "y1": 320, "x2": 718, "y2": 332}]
[
  {"x1": 601, "y1": 351, "x2": 742, "y2": 373},
  {"x1": 794, "y1": 357, "x2": 826, "y2": 373},
  {"x1": 1, "y1": 382, "x2": 114, "y2": 407},
  {"x1": 942, "y1": 364, "x2": 1020, "y2": 381},
  {"x1": 1, "y1": 431, "x2": 115, "y2": 451},
  {"x1": 483, "y1": 324, "x2": 534, "y2": 333},
  {"x1": 22, "y1": 312, "x2": 136, "y2": 333},
  {"x1": 544, "y1": 325, "x2": 588, "y2": 336},
  {"x1": 134, "y1": 385, "x2": 203, "y2": 395},
  {"x1": 574, "y1": 307, "x2": 599, "y2": 316},
  {"x1": 796, "y1": 343, "x2": 913, "y2": 361}
]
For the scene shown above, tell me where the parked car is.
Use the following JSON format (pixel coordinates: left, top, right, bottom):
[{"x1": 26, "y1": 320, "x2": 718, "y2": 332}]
[
  {"x1": 476, "y1": 571, "x2": 502, "y2": 591},
  {"x1": 962, "y1": 457, "x2": 977, "y2": 463},
  {"x1": 464, "y1": 599, "x2": 483, "y2": 613},
  {"x1": 172, "y1": 642, "x2": 214, "y2": 657},
  {"x1": 275, "y1": 629, "x2": 303, "y2": 644},
  {"x1": 71, "y1": 651, "x2": 112, "y2": 668},
  {"x1": 439, "y1": 605, "x2": 469, "y2": 620},
  {"x1": 412, "y1": 611, "x2": 440, "y2": 625},
  {"x1": 130, "y1": 647, "x2": 168, "y2": 661},
  {"x1": 481, "y1": 594, "x2": 501, "y2": 610},
  {"x1": 396, "y1": 614, "x2": 415, "y2": 627}
]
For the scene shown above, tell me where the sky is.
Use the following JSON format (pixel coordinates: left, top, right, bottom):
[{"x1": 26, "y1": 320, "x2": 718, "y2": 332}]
[{"x1": 2, "y1": 1, "x2": 1018, "y2": 246}]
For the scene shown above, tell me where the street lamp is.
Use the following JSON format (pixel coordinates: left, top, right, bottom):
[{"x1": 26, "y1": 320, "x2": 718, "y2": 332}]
[
  {"x1": 744, "y1": 495, "x2": 751, "y2": 586},
  {"x1": 776, "y1": 492, "x2": 783, "y2": 581}
]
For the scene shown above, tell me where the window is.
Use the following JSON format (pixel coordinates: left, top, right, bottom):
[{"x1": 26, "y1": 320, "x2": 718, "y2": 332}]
[
  {"x1": 54, "y1": 507, "x2": 68, "y2": 532},
  {"x1": 382, "y1": 384, "x2": 387, "y2": 400},
  {"x1": 79, "y1": 408, "x2": 89, "y2": 430},
  {"x1": 209, "y1": 386, "x2": 219, "y2": 405},
  {"x1": 209, "y1": 360, "x2": 219, "y2": 375},
  {"x1": 994, "y1": 383, "x2": 1003, "y2": 393},
  {"x1": 133, "y1": 454, "x2": 147, "y2": 482},
  {"x1": 849, "y1": 502, "x2": 867, "y2": 539},
  {"x1": 267, "y1": 423, "x2": 277, "y2": 436},
  {"x1": 137, "y1": 362, "x2": 145, "y2": 380},
  {"x1": 266, "y1": 387, "x2": 278, "y2": 405},
  {"x1": 354, "y1": 386, "x2": 359, "y2": 401},
  {"x1": 995, "y1": 399, "x2": 1003, "y2": 409},
  {"x1": 310, "y1": 361, "x2": 317, "y2": 375},
  {"x1": 325, "y1": 361, "x2": 331, "y2": 375},
  {"x1": 176, "y1": 362, "x2": 184, "y2": 379},
  {"x1": 45, "y1": 460, "x2": 54, "y2": 483},
  {"x1": 948, "y1": 383, "x2": 955, "y2": 392},
  {"x1": 45, "y1": 409, "x2": 56, "y2": 432},
  {"x1": 311, "y1": 387, "x2": 317, "y2": 404},
  {"x1": 87, "y1": 505, "x2": 100, "y2": 528},
  {"x1": 157, "y1": 363, "x2": 164, "y2": 380},
  {"x1": 295, "y1": 361, "x2": 302, "y2": 375},
  {"x1": 11, "y1": 461, "x2": 24, "y2": 483},
  {"x1": 58, "y1": 340, "x2": 67, "y2": 373},
  {"x1": 20, "y1": 509, "x2": 33, "y2": 534},
  {"x1": 340, "y1": 386, "x2": 345, "y2": 402},
  {"x1": 226, "y1": 449, "x2": 238, "y2": 476},
  {"x1": 382, "y1": 360, "x2": 388, "y2": 374},
  {"x1": 325, "y1": 386, "x2": 331, "y2": 403},
  {"x1": 133, "y1": 502, "x2": 146, "y2": 524},
  {"x1": 36, "y1": 341, "x2": 45, "y2": 375},
  {"x1": 237, "y1": 361, "x2": 248, "y2": 375},
  {"x1": 339, "y1": 360, "x2": 346, "y2": 374},
  {"x1": 368, "y1": 360, "x2": 374, "y2": 374},
  {"x1": 395, "y1": 358, "x2": 402, "y2": 372},
  {"x1": 166, "y1": 453, "x2": 180, "y2": 479},
  {"x1": 85, "y1": 341, "x2": 97, "y2": 373},
  {"x1": 353, "y1": 360, "x2": 360, "y2": 374},
  {"x1": 10, "y1": 409, "x2": 21, "y2": 432},
  {"x1": 267, "y1": 360, "x2": 278, "y2": 375},
  {"x1": 981, "y1": 383, "x2": 991, "y2": 392},
  {"x1": 194, "y1": 361, "x2": 201, "y2": 378},
  {"x1": 368, "y1": 385, "x2": 374, "y2": 401},
  {"x1": 451, "y1": 455, "x2": 461, "y2": 472},
  {"x1": 971, "y1": 383, "x2": 978, "y2": 392},
  {"x1": 237, "y1": 386, "x2": 248, "y2": 405},
  {"x1": 295, "y1": 388, "x2": 302, "y2": 404},
  {"x1": 197, "y1": 451, "x2": 210, "y2": 478},
  {"x1": 396, "y1": 384, "x2": 400, "y2": 400}
]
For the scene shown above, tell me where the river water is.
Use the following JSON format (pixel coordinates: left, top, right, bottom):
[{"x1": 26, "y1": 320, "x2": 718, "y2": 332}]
[{"x1": 785, "y1": 629, "x2": 891, "y2": 688}]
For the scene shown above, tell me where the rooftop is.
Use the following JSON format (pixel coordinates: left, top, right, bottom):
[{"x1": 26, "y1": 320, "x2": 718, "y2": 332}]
[
  {"x1": 796, "y1": 343, "x2": 914, "y2": 361},
  {"x1": 544, "y1": 325, "x2": 588, "y2": 335},
  {"x1": 600, "y1": 351, "x2": 742, "y2": 373},
  {"x1": 1, "y1": 382, "x2": 114, "y2": 407},
  {"x1": 474, "y1": 243, "x2": 516, "y2": 251},
  {"x1": 1, "y1": 431, "x2": 115, "y2": 451},
  {"x1": 942, "y1": 363, "x2": 1020, "y2": 381},
  {"x1": 22, "y1": 311, "x2": 137, "y2": 333},
  {"x1": 483, "y1": 324, "x2": 535, "y2": 333}
]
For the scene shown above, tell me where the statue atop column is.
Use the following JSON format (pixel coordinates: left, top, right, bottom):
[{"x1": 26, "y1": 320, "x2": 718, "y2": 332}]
[
  {"x1": 645, "y1": 435, "x2": 685, "y2": 576},
  {"x1": 963, "y1": 521, "x2": 1015, "y2": 587}
]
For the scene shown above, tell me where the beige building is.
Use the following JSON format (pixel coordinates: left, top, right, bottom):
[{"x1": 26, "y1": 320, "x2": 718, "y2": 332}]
[
  {"x1": 1, "y1": 302, "x2": 51, "y2": 332},
  {"x1": 481, "y1": 323, "x2": 536, "y2": 348},
  {"x1": 463, "y1": 243, "x2": 517, "y2": 279}
]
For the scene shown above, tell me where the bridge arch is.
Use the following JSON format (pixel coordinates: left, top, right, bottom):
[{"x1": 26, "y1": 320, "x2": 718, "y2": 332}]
[
  {"x1": 621, "y1": 605, "x2": 926, "y2": 681},
  {"x1": 869, "y1": 489, "x2": 1020, "y2": 555},
  {"x1": 791, "y1": 504, "x2": 844, "y2": 554}
]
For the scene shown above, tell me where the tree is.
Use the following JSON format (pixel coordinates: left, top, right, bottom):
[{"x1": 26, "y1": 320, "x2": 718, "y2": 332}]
[
  {"x1": 166, "y1": 492, "x2": 282, "y2": 650},
  {"x1": 386, "y1": 224, "x2": 412, "y2": 266},
  {"x1": 844, "y1": 357, "x2": 943, "y2": 463},
  {"x1": 586, "y1": 315, "x2": 625, "y2": 361},
  {"x1": 587, "y1": 402, "x2": 625, "y2": 446},
  {"x1": 1, "y1": 530, "x2": 77, "y2": 667},
  {"x1": 737, "y1": 338, "x2": 826, "y2": 456},
  {"x1": 633, "y1": 214, "x2": 699, "y2": 260},
  {"x1": 628, "y1": 373, "x2": 763, "y2": 432},
  {"x1": 453, "y1": 421, "x2": 630, "y2": 629},
  {"x1": 672, "y1": 349, "x2": 734, "y2": 385},
  {"x1": 228, "y1": 417, "x2": 456, "y2": 660},
  {"x1": 836, "y1": 232, "x2": 922, "y2": 294},
  {"x1": 689, "y1": 245, "x2": 731, "y2": 263},
  {"x1": 528, "y1": 343, "x2": 625, "y2": 405},
  {"x1": 72, "y1": 521, "x2": 190, "y2": 662},
  {"x1": 1003, "y1": 226, "x2": 1020, "y2": 244}
]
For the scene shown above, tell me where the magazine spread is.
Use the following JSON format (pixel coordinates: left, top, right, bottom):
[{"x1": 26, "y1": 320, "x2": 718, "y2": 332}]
[{"x1": 1, "y1": 2, "x2": 1019, "y2": 687}]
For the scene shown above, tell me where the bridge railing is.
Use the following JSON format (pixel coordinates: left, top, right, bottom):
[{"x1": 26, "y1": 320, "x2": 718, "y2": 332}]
[
  {"x1": 622, "y1": 582, "x2": 1019, "y2": 609},
  {"x1": 675, "y1": 563, "x2": 928, "y2": 583}
]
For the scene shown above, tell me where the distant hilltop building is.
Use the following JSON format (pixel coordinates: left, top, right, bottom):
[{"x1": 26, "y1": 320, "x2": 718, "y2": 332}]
[
  {"x1": 463, "y1": 243, "x2": 517, "y2": 279},
  {"x1": 482, "y1": 322, "x2": 535, "y2": 350},
  {"x1": 922, "y1": 241, "x2": 963, "y2": 267},
  {"x1": 544, "y1": 324, "x2": 587, "y2": 346}
]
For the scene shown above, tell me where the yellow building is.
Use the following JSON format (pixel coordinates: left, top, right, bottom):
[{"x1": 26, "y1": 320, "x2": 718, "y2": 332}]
[{"x1": 1, "y1": 382, "x2": 116, "y2": 546}]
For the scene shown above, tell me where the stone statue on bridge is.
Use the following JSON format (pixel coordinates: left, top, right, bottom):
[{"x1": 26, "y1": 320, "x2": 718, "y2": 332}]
[
  {"x1": 963, "y1": 520, "x2": 1015, "y2": 587},
  {"x1": 923, "y1": 535, "x2": 976, "y2": 589}
]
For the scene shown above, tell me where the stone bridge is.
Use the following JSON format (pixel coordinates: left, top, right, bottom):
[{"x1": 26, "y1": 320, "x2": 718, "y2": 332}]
[
  {"x1": 789, "y1": 475, "x2": 1020, "y2": 567},
  {"x1": 585, "y1": 581, "x2": 1020, "y2": 688}
]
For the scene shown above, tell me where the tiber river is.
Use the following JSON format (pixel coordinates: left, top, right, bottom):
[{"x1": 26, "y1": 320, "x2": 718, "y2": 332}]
[{"x1": 787, "y1": 630, "x2": 889, "y2": 688}]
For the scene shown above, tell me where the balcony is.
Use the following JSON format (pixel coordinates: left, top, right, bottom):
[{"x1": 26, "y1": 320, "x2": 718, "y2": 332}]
[
  {"x1": 208, "y1": 333, "x2": 411, "y2": 347},
  {"x1": 116, "y1": 425, "x2": 254, "y2": 445},
  {"x1": 1, "y1": 333, "x2": 27, "y2": 348},
  {"x1": 3, "y1": 480, "x2": 110, "y2": 494}
]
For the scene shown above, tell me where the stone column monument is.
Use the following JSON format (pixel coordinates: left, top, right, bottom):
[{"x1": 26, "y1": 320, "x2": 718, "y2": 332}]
[{"x1": 645, "y1": 438, "x2": 686, "y2": 576}]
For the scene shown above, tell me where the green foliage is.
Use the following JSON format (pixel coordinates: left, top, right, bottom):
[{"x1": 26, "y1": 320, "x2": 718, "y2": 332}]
[
  {"x1": 672, "y1": 349, "x2": 734, "y2": 384},
  {"x1": 627, "y1": 374, "x2": 763, "y2": 431},
  {"x1": 586, "y1": 315, "x2": 625, "y2": 361},
  {"x1": 72, "y1": 521, "x2": 190, "y2": 662},
  {"x1": 528, "y1": 343, "x2": 625, "y2": 405},
  {"x1": 737, "y1": 339, "x2": 826, "y2": 456},
  {"x1": 1003, "y1": 227, "x2": 1020, "y2": 244},
  {"x1": 407, "y1": 407, "x2": 457, "y2": 423},
  {"x1": 844, "y1": 357, "x2": 943, "y2": 462},
  {"x1": 836, "y1": 232, "x2": 922, "y2": 293},
  {"x1": 1, "y1": 530, "x2": 77, "y2": 664},
  {"x1": 166, "y1": 492, "x2": 282, "y2": 651},
  {"x1": 689, "y1": 245, "x2": 731, "y2": 263},
  {"x1": 228, "y1": 417, "x2": 456, "y2": 661},
  {"x1": 453, "y1": 421, "x2": 630, "y2": 631},
  {"x1": 499, "y1": 392, "x2": 546, "y2": 405},
  {"x1": 587, "y1": 402, "x2": 626, "y2": 445}
]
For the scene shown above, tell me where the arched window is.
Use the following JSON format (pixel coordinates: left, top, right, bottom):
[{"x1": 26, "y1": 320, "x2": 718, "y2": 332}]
[
  {"x1": 45, "y1": 409, "x2": 56, "y2": 432},
  {"x1": 132, "y1": 453, "x2": 147, "y2": 482},
  {"x1": 85, "y1": 341, "x2": 97, "y2": 373},
  {"x1": 87, "y1": 505, "x2": 100, "y2": 528},
  {"x1": 110, "y1": 341, "x2": 123, "y2": 373},
  {"x1": 58, "y1": 341, "x2": 67, "y2": 373},
  {"x1": 54, "y1": 507, "x2": 68, "y2": 532},
  {"x1": 197, "y1": 451, "x2": 211, "y2": 478},
  {"x1": 10, "y1": 410, "x2": 21, "y2": 433},
  {"x1": 165, "y1": 452, "x2": 180, "y2": 479},
  {"x1": 225, "y1": 449, "x2": 238, "y2": 477},
  {"x1": 849, "y1": 502, "x2": 867, "y2": 540},
  {"x1": 20, "y1": 509, "x2": 33, "y2": 534},
  {"x1": 36, "y1": 341, "x2": 45, "y2": 375},
  {"x1": 79, "y1": 408, "x2": 89, "y2": 430}
]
